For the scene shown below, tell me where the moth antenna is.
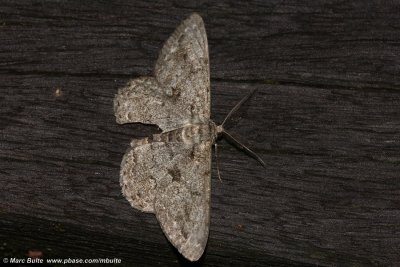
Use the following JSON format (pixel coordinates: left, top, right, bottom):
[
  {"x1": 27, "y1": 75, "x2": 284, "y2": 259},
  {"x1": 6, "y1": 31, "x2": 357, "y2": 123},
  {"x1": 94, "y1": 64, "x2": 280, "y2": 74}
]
[
  {"x1": 214, "y1": 143, "x2": 223, "y2": 182},
  {"x1": 221, "y1": 130, "x2": 266, "y2": 168},
  {"x1": 221, "y1": 89, "x2": 257, "y2": 127}
]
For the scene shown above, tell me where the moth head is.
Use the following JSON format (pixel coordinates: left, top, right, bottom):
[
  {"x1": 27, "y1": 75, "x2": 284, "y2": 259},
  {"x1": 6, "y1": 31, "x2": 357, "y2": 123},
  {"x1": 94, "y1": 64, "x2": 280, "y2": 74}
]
[{"x1": 216, "y1": 124, "x2": 224, "y2": 135}]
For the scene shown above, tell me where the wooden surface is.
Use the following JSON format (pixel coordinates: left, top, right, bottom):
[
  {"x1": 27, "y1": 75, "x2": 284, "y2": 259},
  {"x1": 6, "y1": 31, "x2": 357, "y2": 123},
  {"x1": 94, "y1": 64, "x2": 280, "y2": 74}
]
[{"x1": 1, "y1": 1, "x2": 399, "y2": 266}]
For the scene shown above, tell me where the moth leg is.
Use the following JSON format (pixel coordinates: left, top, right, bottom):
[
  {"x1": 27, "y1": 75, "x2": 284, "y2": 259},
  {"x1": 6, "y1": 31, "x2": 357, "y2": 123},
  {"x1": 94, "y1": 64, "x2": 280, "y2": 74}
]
[{"x1": 214, "y1": 143, "x2": 222, "y2": 182}]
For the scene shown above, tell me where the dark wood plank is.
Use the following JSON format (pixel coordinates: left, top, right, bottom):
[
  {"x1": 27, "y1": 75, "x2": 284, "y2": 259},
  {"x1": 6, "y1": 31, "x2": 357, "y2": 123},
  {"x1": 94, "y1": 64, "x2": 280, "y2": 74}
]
[{"x1": 0, "y1": 1, "x2": 399, "y2": 266}]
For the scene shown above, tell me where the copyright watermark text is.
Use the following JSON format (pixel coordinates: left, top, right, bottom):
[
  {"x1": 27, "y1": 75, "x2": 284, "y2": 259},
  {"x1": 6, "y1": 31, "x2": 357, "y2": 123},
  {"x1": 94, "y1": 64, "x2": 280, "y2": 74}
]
[{"x1": 3, "y1": 257, "x2": 121, "y2": 264}]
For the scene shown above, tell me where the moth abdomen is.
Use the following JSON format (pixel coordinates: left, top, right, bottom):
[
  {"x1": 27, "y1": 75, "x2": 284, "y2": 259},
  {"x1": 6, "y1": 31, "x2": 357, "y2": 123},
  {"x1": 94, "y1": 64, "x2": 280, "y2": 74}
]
[
  {"x1": 130, "y1": 136, "x2": 152, "y2": 147},
  {"x1": 151, "y1": 123, "x2": 216, "y2": 145}
]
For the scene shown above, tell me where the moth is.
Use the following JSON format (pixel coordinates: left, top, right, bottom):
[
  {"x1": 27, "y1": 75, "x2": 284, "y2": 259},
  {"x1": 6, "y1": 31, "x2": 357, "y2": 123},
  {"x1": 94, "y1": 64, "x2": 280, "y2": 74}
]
[{"x1": 114, "y1": 13, "x2": 265, "y2": 261}]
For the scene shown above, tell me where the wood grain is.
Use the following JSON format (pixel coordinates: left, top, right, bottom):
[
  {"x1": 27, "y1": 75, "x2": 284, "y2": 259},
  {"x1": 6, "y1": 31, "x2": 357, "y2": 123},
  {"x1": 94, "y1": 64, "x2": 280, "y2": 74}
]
[{"x1": 1, "y1": 1, "x2": 399, "y2": 266}]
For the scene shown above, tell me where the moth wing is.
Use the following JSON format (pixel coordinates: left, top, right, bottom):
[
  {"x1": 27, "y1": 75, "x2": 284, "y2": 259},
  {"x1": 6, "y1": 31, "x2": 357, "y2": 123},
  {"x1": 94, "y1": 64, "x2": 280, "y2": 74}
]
[
  {"x1": 120, "y1": 142, "x2": 157, "y2": 213},
  {"x1": 114, "y1": 13, "x2": 210, "y2": 131},
  {"x1": 114, "y1": 77, "x2": 185, "y2": 131},
  {"x1": 120, "y1": 140, "x2": 212, "y2": 261},
  {"x1": 154, "y1": 13, "x2": 210, "y2": 125},
  {"x1": 154, "y1": 140, "x2": 212, "y2": 262}
]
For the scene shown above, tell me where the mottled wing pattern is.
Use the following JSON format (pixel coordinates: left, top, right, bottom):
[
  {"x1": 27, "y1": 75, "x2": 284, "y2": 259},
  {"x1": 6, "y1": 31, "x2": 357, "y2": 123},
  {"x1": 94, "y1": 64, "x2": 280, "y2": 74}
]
[
  {"x1": 114, "y1": 77, "x2": 185, "y2": 131},
  {"x1": 120, "y1": 140, "x2": 212, "y2": 261},
  {"x1": 155, "y1": 13, "x2": 210, "y2": 125},
  {"x1": 114, "y1": 13, "x2": 210, "y2": 131},
  {"x1": 115, "y1": 13, "x2": 212, "y2": 261},
  {"x1": 120, "y1": 142, "x2": 157, "y2": 213}
]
